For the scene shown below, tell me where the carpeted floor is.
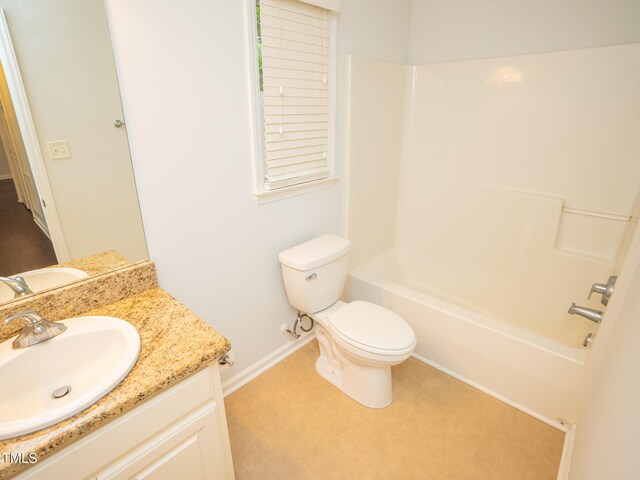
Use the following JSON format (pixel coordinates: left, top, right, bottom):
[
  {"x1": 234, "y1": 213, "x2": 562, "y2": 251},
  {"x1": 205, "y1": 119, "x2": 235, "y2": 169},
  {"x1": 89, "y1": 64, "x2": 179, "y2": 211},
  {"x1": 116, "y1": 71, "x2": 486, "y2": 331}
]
[
  {"x1": 225, "y1": 341, "x2": 565, "y2": 480},
  {"x1": 0, "y1": 178, "x2": 57, "y2": 276}
]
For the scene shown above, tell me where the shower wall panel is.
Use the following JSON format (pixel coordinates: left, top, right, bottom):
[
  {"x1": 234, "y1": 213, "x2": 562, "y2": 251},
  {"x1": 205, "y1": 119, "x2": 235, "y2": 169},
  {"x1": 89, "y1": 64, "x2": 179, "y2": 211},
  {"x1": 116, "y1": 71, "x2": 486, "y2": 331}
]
[
  {"x1": 394, "y1": 44, "x2": 640, "y2": 342},
  {"x1": 346, "y1": 56, "x2": 409, "y2": 268}
]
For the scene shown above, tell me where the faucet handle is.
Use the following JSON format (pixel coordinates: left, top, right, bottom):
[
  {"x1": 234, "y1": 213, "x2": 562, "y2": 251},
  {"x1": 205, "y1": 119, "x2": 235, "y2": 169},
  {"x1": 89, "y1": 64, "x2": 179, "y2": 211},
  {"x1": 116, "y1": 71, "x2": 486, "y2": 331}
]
[
  {"x1": 3, "y1": 311, "x2": 66, "y2": 349},
  {"x1": 4, "y1": 310, "x2": 43, "y2": 325},
  {"x1": 4, "y1": 311, "x2": 48, "y2": 336},
  {"x1": 588, "y1": 276, "x2": 617, "y2": 306},
  {"x1": 588, "y1": 284, "x2": 606, "y2": 299},
  {"x1": 4, "y1": 310, "x2": 42, "y2": 322}
]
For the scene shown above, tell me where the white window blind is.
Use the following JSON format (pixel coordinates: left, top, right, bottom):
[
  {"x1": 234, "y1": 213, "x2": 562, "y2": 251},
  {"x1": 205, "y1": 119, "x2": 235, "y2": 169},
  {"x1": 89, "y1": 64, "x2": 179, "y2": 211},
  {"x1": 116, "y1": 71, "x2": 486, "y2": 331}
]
[{"x1": 258, "y1": 0, "x2": 333, "y2": 190}]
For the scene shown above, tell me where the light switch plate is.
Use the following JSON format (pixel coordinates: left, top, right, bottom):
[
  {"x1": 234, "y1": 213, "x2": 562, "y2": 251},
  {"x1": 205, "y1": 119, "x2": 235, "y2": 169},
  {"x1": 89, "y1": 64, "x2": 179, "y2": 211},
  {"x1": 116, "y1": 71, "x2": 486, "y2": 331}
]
[{"x1": 47, "y1": 140, "x2": 71, "y2": 160}]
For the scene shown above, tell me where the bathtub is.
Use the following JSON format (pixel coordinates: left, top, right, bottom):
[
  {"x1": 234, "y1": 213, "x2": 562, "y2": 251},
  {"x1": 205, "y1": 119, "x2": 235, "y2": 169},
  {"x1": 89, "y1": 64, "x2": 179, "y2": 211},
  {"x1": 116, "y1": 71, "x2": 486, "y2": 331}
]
[{"x1": 345, "y1": 250, "x2": 587, "y2": 426}]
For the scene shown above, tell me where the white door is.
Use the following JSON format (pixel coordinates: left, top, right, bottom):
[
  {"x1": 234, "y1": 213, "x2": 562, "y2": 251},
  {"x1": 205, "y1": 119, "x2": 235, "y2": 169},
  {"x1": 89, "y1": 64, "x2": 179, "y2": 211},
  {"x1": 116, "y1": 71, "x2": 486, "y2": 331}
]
[
  {"x1": 0, "y1": 96, "x2": 25, "y2": 202},
  {"x1": 0, "y1": 69, "x2": 49, "y2": 236}
]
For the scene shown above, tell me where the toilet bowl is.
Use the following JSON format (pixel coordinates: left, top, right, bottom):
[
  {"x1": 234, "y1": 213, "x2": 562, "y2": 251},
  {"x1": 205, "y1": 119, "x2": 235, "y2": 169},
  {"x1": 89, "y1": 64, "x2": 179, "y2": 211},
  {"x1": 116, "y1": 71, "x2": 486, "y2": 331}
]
[
  {"x1": 279, "y1": 235, "x2": 416, "y2": 408},
  {"x1": 311, "y1": 300, "x2": 416, "y2": 408}
]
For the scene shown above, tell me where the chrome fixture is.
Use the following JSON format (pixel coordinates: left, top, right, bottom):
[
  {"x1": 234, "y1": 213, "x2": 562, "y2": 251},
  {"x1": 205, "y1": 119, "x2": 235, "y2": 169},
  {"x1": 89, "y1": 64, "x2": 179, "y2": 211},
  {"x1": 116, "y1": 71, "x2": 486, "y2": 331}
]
[
  {"x1": 282, "y1": 311, "x2": 315, "y2": 339},
  {"x1": 3, "y1": 310, "x2": 67, "y2": 349},
  {"x1": 568, "y1": 303, "x2": 603, "y2": 324},
  {"x1": 218, "y1": 354, "x2": 234, "y2": 367},
  {"x1": 583, "y1": 333, "x2": 594, "y2": 348},
  {"x1": 51, "y1": 385, "x2": 72, "y2": 399},
  {"x1": 0, "y1": 276, "x2": 33, "y2": 298},
  {"x1": 589, "y1": 275, "x2": 617, "y2": 306}
]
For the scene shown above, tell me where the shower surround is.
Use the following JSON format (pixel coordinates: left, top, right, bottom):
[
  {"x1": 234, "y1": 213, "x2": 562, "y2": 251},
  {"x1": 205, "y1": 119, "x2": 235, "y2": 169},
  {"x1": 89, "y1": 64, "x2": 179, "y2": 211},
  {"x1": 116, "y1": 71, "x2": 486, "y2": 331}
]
[{"x1": 345, "y1": 45, "x2": 640, "y2": 424}]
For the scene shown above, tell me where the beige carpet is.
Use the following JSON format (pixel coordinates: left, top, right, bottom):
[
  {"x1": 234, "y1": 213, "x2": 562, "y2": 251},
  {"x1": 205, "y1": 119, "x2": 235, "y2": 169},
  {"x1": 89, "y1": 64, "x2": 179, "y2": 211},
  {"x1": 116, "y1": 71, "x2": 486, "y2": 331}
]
[{"x1": 225, "y1": 341, "x2": 565, "y2": 479}]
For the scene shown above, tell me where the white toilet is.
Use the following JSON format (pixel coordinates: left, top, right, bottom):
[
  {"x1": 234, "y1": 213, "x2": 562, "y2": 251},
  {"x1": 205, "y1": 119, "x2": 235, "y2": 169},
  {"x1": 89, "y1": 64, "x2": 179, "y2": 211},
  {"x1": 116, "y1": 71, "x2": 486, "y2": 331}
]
[{"x1": 279, "y1": 234, "x2": 416, "y2": 408}]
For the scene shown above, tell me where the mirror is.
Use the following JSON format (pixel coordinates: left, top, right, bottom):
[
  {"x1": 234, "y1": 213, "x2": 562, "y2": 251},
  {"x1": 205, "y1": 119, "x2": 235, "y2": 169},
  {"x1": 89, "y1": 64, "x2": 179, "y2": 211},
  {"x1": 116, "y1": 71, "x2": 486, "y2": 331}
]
[{"x1": 0, "y1": 0, "x2": 148, "y2": 305}]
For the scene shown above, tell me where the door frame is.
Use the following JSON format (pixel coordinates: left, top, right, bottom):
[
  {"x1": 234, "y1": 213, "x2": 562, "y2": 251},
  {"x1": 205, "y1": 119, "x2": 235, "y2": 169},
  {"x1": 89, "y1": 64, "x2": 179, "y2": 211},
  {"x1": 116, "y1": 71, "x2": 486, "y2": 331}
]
[
  {"x1": 0, "y1": 8, "x2": 69, "y2": 262},
  {"x1": 0, "y1": 100, "x2": 26, "y2": 203}
]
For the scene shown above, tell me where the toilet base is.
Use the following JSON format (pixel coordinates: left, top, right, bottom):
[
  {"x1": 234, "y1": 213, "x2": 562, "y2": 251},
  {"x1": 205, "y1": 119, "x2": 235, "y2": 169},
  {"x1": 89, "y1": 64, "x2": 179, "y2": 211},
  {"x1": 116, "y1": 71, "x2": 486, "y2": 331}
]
[
  {"x1": 315, "y1": 355, "x2": 393, "y2": 408},
  {"x1": 314, "y1": 331, "x2": 393, "y2": 409}
]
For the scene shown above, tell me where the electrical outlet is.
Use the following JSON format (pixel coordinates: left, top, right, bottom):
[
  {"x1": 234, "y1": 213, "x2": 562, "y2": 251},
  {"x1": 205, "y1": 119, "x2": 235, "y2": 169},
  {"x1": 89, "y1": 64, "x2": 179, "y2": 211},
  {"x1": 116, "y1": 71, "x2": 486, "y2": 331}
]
[{"x1": 47, "y1": 140, "x2": 71, "y2": 160}]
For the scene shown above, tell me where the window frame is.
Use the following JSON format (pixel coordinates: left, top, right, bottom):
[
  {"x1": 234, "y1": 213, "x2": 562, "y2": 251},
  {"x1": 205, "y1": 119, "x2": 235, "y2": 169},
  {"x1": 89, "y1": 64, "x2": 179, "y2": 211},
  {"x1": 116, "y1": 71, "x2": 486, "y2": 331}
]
[{"x1": 245, "y1": 0, "x2": 339, "y2": 204}]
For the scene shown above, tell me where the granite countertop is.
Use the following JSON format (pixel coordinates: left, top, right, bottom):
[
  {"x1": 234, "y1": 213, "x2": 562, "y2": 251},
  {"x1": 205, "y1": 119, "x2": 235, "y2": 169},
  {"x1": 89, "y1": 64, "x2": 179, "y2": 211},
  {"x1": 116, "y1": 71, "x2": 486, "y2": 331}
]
[
  {"x1": 0, "y1": 287, "x2": 230, "y2": 479},
  {"x1": 52, "y1": 250, "x2": 131, "y2": 277}
]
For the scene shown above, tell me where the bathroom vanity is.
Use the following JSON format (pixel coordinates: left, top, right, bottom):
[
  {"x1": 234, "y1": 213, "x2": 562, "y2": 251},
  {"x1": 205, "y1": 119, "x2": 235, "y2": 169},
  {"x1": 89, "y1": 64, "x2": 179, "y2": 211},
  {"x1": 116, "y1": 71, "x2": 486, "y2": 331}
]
[
  {"x1": 14, "y1": 364, "x2": 231, "y2": 480},
  {"x1": 0, "y1": 261, "x2": 235, "y2": 480}
]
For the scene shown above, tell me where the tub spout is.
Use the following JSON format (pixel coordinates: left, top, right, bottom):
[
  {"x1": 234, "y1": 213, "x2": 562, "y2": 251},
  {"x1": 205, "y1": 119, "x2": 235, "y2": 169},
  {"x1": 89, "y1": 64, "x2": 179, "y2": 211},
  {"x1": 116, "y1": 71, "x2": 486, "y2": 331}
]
[{"x1": 568, "y1": 303, "x2": 602, "y2": 324}]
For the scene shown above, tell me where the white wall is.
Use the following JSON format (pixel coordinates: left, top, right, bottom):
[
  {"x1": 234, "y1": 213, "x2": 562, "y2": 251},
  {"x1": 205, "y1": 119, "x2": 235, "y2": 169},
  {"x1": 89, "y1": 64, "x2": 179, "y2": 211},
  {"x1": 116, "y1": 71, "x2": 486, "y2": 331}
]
[
  {"x1": 408, "y1": 0, "x2": 640, "y2": 64},
  {"x1": 337, "y1": 0, "x2": 412, "y2": 64},
  {"x1": 106, "y1": 0, "x2": 411, "y2": 380},
  {"x1": 567, "y1": 226, "x2": 640, "y2": 479},
  {"x1": 0, "y1": 0, "x2": 147, "y2": 262}
]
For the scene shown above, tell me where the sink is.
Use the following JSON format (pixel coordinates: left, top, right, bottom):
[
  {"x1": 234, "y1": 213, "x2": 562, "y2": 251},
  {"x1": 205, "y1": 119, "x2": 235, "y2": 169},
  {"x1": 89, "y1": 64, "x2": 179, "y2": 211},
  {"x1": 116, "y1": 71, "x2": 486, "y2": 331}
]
[
  {"x1": 0, "y1": 268, "x2": 89, "y2": 302},
  {"x1": 0, "y1": 316, "x2": 140, "y2": 440}
]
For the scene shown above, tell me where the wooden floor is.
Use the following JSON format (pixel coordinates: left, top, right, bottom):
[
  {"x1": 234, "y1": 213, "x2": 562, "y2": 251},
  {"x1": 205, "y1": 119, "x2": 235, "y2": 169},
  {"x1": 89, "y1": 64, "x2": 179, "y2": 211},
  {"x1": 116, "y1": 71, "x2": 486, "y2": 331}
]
[
  {"x1": 225, "y1": 341, "x2": 565, "y2": 480},
  {"x1": 0, "y1": 179, "x2": 56, "y2": 276}
]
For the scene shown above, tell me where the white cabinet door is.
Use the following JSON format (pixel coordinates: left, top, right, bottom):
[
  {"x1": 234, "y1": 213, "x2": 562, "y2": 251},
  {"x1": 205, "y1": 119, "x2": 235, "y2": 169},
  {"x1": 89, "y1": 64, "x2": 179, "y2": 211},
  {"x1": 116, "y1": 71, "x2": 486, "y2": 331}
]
[
  {"x1": 97, "y1": 402, "x2": 225, "y2": 480},
  {"x1": 130, "y1": 433, "x2": 208, "y2": 480}
]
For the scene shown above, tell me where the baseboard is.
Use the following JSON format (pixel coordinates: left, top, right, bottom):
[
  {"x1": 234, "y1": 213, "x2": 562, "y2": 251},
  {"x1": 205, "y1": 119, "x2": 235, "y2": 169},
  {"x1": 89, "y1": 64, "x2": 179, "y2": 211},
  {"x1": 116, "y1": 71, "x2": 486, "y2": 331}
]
[
  {"x1": 222, "y1": 332, "x2": 315, "y2": 397},
  {"x1": 411, "y1": 352, "x2": 569, "y2": 432},
  {"x1": 33, "y1": 214, "x2": 51, "y2": 239},
  {"x1": 0, "y1": 174, "x2": 11, "y2": 180},
  {"x1": 556, "y1": 423, "x2": 576, "y2": 480}
]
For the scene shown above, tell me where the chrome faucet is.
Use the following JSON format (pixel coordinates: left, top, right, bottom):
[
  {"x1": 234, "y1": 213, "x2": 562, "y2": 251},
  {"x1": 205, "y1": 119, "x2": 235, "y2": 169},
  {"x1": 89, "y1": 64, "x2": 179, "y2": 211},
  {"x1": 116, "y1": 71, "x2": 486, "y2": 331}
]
[
  {"x1": 568, "y1": 303, "x2": 603, "y2": 324},
  {"x1": 589, "y1": 275, "x2": 617, "y2": 306},
  {"x1": 3, "y1": 310, "x2": 67, "y2": 349},
  {"x1": 0, "y1": 275, "x2": 33, "y2": 298}
]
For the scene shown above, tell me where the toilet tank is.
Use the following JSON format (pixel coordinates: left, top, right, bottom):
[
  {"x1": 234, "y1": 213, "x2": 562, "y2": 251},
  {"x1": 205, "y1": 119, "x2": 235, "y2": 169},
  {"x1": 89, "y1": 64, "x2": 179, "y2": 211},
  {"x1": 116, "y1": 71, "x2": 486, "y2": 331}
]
[{"x1": 279, "y1": 235, "x2": 351, "y2": 314}]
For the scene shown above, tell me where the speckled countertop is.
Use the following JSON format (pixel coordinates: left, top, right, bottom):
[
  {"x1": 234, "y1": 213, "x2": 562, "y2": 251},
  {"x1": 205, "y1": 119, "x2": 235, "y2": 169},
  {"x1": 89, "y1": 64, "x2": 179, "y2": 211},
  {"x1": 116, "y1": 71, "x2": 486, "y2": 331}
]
[
  {"x1": 52, "y1": 250, "x2": 131, "y2": 277},
  {"x1": 0, "y1": 286, "x2": 230, "y2": 479}
]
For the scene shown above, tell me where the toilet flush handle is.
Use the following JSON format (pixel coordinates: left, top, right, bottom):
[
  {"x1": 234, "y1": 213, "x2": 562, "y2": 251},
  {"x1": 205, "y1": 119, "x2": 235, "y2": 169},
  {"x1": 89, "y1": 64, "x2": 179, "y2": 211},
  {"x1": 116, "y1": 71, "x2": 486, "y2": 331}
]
[{"x1": 306, "y1": 273, "x2": 317, "y2": 280}]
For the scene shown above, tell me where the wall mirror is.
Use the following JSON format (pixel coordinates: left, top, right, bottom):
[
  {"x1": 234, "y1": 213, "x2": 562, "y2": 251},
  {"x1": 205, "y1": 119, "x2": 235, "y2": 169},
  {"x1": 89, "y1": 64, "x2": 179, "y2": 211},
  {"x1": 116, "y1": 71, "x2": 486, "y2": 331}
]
[{"x1": 0, "y1": 0, "x2": 148, "y2": 306}]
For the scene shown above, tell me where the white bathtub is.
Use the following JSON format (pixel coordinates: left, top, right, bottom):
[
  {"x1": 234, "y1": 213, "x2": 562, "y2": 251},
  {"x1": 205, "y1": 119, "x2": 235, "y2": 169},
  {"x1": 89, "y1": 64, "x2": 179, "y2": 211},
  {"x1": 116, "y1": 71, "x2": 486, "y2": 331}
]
[{"x1": 345, "y1": 250, "x2": 587, "y2": 426}]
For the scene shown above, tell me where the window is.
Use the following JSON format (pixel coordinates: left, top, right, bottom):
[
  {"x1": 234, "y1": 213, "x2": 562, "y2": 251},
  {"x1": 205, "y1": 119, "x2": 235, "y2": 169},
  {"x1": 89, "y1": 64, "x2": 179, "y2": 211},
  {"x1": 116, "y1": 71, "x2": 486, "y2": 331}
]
[{"x1": 250, "y1": 0, "x2": 339, "y2": 200}]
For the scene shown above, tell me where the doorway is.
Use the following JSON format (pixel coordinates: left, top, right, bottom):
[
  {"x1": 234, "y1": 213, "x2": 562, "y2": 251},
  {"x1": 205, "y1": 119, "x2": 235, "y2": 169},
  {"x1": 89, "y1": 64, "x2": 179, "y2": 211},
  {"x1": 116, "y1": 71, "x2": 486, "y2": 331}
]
[{"x1": 0, "y1": 60, "x2": 56, "y2": 275}]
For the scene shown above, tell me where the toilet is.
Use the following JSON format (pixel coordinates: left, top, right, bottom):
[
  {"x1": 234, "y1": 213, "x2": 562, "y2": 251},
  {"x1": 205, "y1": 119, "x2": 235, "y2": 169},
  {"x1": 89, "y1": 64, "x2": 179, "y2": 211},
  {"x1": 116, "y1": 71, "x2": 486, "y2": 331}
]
[{"x1": 279, "y1": 234, "x2": 416, "y2": 408}]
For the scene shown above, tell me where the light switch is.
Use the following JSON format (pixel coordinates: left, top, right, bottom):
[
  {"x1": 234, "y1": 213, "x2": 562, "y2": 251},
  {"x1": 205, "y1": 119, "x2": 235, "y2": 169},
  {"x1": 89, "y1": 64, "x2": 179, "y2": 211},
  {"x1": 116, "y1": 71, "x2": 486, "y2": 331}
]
[{"x1": 47, "y1": 140, "x2": 71, "y2": 160}]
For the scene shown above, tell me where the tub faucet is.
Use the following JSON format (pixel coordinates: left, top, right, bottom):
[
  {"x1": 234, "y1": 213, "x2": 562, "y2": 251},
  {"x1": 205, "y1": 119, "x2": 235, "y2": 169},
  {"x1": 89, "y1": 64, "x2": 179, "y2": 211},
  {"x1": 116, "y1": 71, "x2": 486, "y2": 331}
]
[
  {"x1": 0, "y1": 276, "x2": 33, "y2": 298},
  {"x1": 568, "y1": 303, "x2": 603, "y2": 324},
  {"x1": 589, "y1": 275, "x2": 617, "y2": 306}
]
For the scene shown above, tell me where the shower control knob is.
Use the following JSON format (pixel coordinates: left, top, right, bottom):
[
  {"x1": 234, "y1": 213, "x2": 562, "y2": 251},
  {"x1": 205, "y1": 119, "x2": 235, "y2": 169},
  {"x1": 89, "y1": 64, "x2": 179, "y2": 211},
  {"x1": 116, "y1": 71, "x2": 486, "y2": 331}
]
[{"x1": 589, "y1": 276, "x2": 617, "y2": 306}]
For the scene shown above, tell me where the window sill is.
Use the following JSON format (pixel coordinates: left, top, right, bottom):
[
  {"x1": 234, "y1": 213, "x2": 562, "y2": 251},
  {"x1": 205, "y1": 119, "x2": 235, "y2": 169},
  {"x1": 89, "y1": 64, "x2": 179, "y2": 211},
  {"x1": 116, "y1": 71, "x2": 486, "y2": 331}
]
[{"x1": 253, "y1": 176, "x2": 339, "y2": 205}]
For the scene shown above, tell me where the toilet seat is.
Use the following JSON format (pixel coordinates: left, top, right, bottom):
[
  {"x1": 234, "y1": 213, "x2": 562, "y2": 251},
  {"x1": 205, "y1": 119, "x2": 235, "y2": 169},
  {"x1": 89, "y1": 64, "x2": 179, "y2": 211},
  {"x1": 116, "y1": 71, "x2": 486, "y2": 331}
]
[{"x1": 327, "y1": 301, "x2": 416, "y2": 356}]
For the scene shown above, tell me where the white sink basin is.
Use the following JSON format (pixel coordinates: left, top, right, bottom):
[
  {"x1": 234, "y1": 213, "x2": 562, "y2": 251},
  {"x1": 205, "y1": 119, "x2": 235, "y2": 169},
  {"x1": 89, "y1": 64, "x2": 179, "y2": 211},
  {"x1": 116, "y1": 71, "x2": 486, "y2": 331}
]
[
  {"x1": 0, "y1": 316, "x2": 140, "y2": 440},
  {"x1": 0, "y1": 268, "x2": 89, "y2": 302}
]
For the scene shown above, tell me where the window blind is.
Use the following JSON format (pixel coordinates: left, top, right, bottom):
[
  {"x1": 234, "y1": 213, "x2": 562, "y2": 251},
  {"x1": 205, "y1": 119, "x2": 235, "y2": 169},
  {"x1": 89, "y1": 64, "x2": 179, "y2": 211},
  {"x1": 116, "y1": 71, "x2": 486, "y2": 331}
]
[{"x1": 258, "y1": 0, "x2": 332, "y2": 190}]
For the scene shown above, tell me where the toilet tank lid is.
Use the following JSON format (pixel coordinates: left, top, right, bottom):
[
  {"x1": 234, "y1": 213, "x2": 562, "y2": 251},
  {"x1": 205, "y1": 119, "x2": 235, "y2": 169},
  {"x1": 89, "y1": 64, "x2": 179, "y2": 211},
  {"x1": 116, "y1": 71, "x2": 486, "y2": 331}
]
[{"x1": 279, "y1": 234, "x2": 351, "y2": 271}]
